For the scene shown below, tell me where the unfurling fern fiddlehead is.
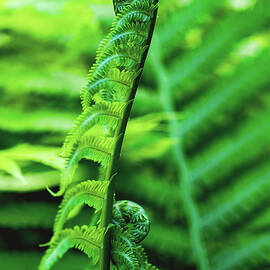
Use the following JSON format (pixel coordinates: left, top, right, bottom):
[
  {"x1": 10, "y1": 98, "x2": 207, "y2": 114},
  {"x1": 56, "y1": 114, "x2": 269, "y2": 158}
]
[
  {"x1": 111, "y1": 201, "x2": 157, "y2": 270},
  {"x1": 39, "y1": 0, "x2": 158, "y2": 269}
]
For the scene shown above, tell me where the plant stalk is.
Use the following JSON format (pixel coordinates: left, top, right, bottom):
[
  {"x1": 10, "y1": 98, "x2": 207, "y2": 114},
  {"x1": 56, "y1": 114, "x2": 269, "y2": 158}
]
[{"x1": 99, "y1": 2, "x2": 158, "y2": 269}]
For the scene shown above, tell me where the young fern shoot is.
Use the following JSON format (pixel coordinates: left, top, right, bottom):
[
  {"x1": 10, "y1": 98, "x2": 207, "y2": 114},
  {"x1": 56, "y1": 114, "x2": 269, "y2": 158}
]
[{"x1": 39, "y1": 0, "x2": 159, "y2": 269}]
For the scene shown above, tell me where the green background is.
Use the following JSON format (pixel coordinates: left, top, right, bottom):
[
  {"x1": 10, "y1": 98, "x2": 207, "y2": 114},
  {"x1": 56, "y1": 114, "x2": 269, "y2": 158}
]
[{"x1": 0, "y1": 0, "x2": 270, "y2": 269}]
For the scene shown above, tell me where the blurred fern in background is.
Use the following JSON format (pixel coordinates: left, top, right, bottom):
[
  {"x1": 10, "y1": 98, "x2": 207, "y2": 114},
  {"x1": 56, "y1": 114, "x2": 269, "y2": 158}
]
[{"x1": 0, "y1": 0, "x2": 269, "y2": 269}]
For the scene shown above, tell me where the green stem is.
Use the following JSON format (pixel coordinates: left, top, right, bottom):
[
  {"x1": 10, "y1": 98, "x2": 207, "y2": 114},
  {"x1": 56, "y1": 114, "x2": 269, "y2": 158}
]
[
  {"x1": 150, "y1": 45, "x2": 210, "y2": 270},
  {"x1": 99, "y1": 2, "x2": 158, "y2": 269}
]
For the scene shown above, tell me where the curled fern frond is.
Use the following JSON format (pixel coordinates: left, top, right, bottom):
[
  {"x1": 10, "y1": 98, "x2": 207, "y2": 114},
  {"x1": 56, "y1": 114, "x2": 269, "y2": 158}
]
[
  {"x1": 53, "y1": 180, "x2": 110, "y2": 233},
  {"x1": 39, "y1": 225, "x2": 105, "y2": 270},
  {"x1": 111, "y1": 226, "x2": 154, "y2": 270},
  {"x1": 112, "y1": 200, "x2": 150, "y2": 243},
  {"x1": 110, "y1": 226, "x2": 139, "y2": 270}
]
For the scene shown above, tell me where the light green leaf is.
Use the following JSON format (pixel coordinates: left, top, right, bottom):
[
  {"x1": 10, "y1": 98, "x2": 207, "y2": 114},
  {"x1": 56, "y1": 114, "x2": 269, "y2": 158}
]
[{"x1": 0, "y1": 156, "x2": 26, "y2": 183}]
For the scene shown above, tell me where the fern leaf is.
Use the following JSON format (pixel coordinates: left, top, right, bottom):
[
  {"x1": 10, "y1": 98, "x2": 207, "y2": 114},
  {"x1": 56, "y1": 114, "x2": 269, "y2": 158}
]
[
  {"x1": 39, "y1": 225, "x2": 105, "y2": 270},
  {"x1": 179, "y1": 49, "x2": 270, "y2": 144},
  {"x1": 201, "y1": 162, "x2": 270, "y2": 236},
  {"x1": 111, "y1": 226, "x2": 140, "y2": 270},
  {"x1": 168, "y1": 1, "x2": 270, "y2": 93},
  {"x1": 52, "y1": 136, "x2": 116, "y2": 196},
  {"x1": 62, "y1": 102, "x2": 126, "y2": 159},
  {"x1": 158, "y1": 0, "x2": 226, "y2": 59},
  {"x1": 189, "y1": 107, "x2": 270, "y2": 192},
  {"x1": 54, "y1": 180, "x2": 109, "y2": 233},
  {"x1": 81, "y1": 0, "x2": 157, "y2": 109},
  {"x1": 213, "y1": 234, "x2": 270, "y2": 270}
]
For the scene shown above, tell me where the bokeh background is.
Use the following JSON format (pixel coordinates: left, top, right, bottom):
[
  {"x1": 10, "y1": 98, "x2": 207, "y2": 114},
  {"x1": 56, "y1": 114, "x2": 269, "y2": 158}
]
[{"x1": 0, "y1": 0, "x2": 270, "y2": 269}]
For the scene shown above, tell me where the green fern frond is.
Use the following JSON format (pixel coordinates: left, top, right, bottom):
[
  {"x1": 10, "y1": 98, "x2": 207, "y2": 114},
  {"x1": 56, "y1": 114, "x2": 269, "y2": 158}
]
[
  {"x1": 62, "y1": 102, "x2": 126, "y2": 159},
  {"x1": 201, "y1": 162, "x2": 270, "y2": 235},
  {"x1": 81, "y1": 0, "x2": 157, "y2": 110},
  {"x1": 168, "y1": 1, "x2": 270, "y2": 93},
  {"x1": 52, "y1": 136, "x2": 116, "y2": 196},
  {"x1": 213, "y1": 234, "x2": 270, "y2": 270},
  {"x1": 180, "y1": 49, "x2": 270, "y2": 144},
  {"x1": 158, "y1": 0, "x2": 226, "y2": 59},
  {"x1": 54, "y1": 180, "x2": 110, "y2": 233},
  {"x1": 110, "y1": 226, "x2": 139, "y2": 270},
  {"x1": 39, "y1": 225, "x2": 105, "y2": 270},
  {"x1": 189, "y1": 107, "x2": 270, "y2": 190}
]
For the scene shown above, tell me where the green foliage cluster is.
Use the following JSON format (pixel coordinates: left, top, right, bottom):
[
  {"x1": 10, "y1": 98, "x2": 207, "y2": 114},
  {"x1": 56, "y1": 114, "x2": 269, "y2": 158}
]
[{"x1": 0, "y1": 0, "x2": 269, "y2": 269}]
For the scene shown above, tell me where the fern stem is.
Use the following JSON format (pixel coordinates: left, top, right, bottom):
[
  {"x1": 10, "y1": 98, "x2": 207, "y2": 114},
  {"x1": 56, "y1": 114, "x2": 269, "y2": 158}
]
[
  {"x1": 150, "y1": 45, "x2": 210, "y2": 270},
  {"x1": 99, "y1": 2, "x2": 159, "y2": 269}
]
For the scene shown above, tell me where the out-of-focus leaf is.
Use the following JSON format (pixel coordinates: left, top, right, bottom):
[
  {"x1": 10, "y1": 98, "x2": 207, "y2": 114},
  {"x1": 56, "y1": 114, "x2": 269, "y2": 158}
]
[
  {"x1": 0, "y1": 156, "x2": 26, "y2": 183},
  {"x1": 0, "y1": 144, "x2": 65, "y2": 170}
]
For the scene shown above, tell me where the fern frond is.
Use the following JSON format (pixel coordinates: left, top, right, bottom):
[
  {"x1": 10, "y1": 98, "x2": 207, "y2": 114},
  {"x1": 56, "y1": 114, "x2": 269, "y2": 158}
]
[
  {"x1": 112, "y1": 200, "x2": 150, "y2": 243},
  {"x1": 70, "y1": 134, "x2": 115, "y2": 166},
  {"x1": 54, "y1": 180, "x2": 109, "y2": 233},
  {"x1": 179, "y1": 49, "x2": 270, "y2": 144},
  {"x1": 168, "y1": 1, "x2": 270, "y2": 93},
  {"x1": 81, "y1": 0, "x2": 158, "y2": 110},
  {"x1": 110, "y1": 226, "x2": 140, "y2": 270},
  {"x1": 62, "y1": 102, "x2": 126, "y2": 158},
  {"x1": 201, "y1": 162, "x2": 270, "y2": 236},
  {"x1": 158, "y1": 0, "x2": 226, "y2": 59},
  {"x1": 53, "y1": 136, "x2": 116, "y2": 196},
  {"x1": 213, "y1": 234, "x2": 270, "y2": 270},
  {"x1": 39, "y1": 1, "x2": 159, "y2": 269},
  {"x1": 189, "y1": 107, "x2": 270, "y2": 191},
  {"x1": 151, "y1": 46, "x2": 210, "y2": 269},
  {"x1": 39, "y1": 225, "x2": 105, "y2": 270}
]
